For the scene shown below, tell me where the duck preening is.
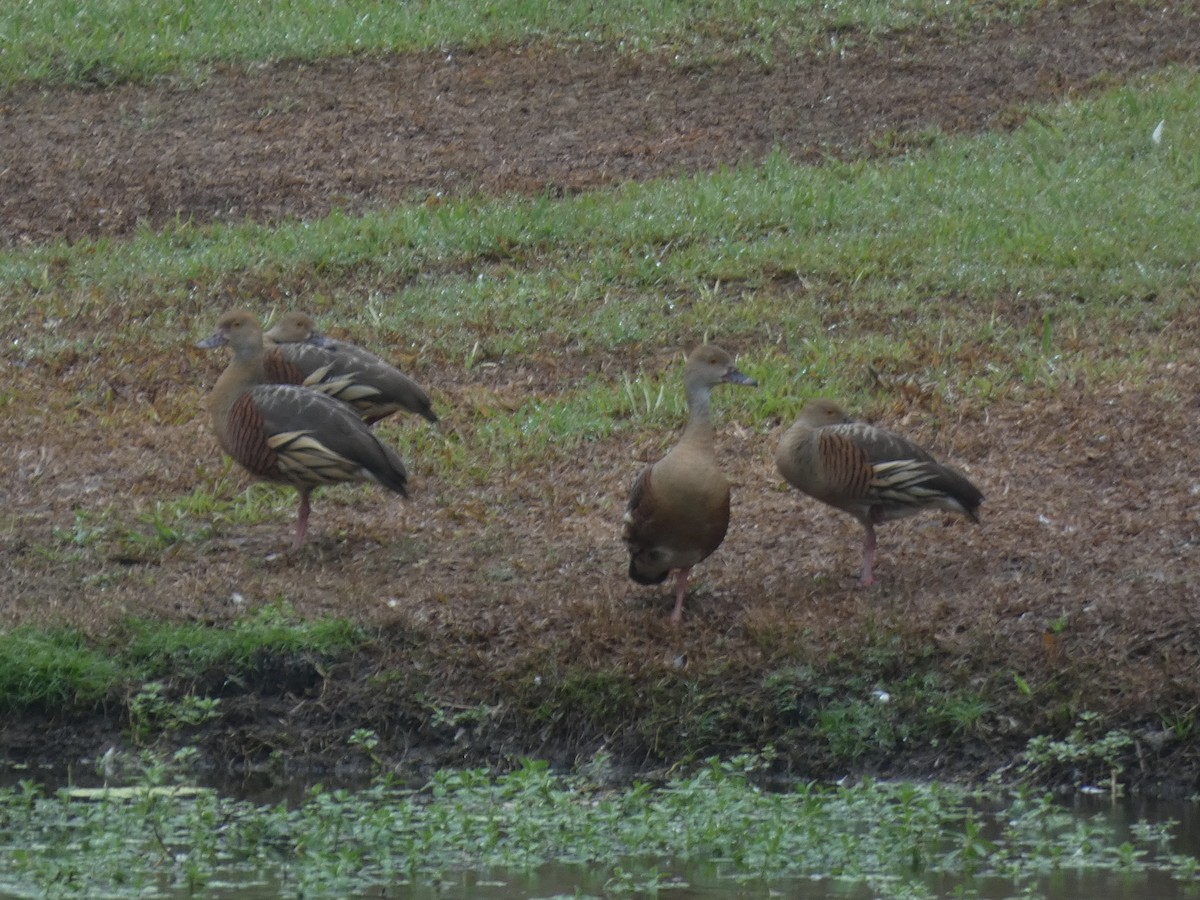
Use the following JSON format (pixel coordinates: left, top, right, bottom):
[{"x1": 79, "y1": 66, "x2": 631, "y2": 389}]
[
  {"x1": 262, "y1": 311, "x2": 438, "y2": 426},
  {"x1": 197, "y1": 310, "x2": 409, "y2": 548},
  {"x1": 622, "y1": 345, "x2": 757, "y2": 623},
  {"x1": 775, "y1": 399, "x2": 982, "y2": 587}
]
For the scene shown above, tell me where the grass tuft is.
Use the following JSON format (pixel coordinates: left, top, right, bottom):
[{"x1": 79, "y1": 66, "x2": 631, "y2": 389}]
[
  {"x1": 0, "y1": 608, "x2": 364, "y2": 714},
  {"x1": 120, "y1": 604, "x2": 364, "y2": 679},
  {"x1": 0, "y1": 629, "x2": 122, "y2": 712}
]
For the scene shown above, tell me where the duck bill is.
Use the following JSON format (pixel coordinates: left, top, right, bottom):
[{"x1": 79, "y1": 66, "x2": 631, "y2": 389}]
[
  {"x1": 195, "y1": 330, "x2": 229, "y2": 349},
  {"x1": 724, "y1": 367, "x2": 757, "y2": 387},
  {"x1": 305, "y1": 331, "x2": 339, "y2": 350}
]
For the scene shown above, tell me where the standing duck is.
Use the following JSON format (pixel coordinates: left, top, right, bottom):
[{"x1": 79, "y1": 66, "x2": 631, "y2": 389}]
[
  {"x1": 622, "y1": 345, "x2": 757, "y2": 623},
  {"x1": 261, "y1": 311, "x2": 438, "y2": 425},
  {"x1": 774, "y1": 399, "x2": 983, "y2": 586},
  {"x1": 197, "y1": 310, "x2": 409, "y2": 548}
]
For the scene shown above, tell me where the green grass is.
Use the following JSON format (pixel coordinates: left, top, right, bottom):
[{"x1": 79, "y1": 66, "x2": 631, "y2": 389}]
[
  {"x1": 120, "y1": 603, "x2": 363, "y2": 678},
  {"x1": 0, "y1": 605, "x2": 364, "y2": 714},
  {"x1": 2, "y1": 2, "x2": 1198, "y2": 795},
  {"x1": 4, "y1": 67, "x2": 1197, "y2": 477},
  {"x1": 42, "y1": 484, "x2": 296, "y2": 558},
  {"x1": 7, "y1": 68, "x2": 1196, "y2": 327},
  {"x1": 0, "y1": 0, "x2": 1055, "y2": 89},
  {"x1": 0, "y1": 630, "x2": 122, "y2": 712}
]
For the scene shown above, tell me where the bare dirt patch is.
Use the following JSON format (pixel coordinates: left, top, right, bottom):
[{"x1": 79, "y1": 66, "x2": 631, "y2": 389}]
[
  {"x1": 2, "y1": 2, "x2": 1199, "y2": 247},
  {"x1": 2, "y1": 1, "x2": 1199, "y2": 787}
]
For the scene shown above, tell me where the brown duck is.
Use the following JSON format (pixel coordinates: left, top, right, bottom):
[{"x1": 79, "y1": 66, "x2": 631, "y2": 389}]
[
  {"x1": 261, "y1": 311, "x2": 438, "y2": 425},
  {"x1": 775, "y1": 399, "x2": 983, "y2": 586},
  {"x1": 622, "y1": 345, "x2": 757, "y2": 623},
  {"x1": 197, "y1": 310, "x2": 409, "y2": 548}
]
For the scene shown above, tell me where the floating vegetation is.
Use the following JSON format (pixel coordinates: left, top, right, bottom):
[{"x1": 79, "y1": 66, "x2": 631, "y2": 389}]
[{"x1": 0, "y1": 755, "x2": 1196, "y2": 898}]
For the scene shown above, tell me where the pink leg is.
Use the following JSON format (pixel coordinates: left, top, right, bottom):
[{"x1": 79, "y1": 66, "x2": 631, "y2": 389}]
[
  {"x1": 293, "y1": 491, "x2": 312, "y2": 549},
  {"x1": 669, "y1": 568, "x2": 692, "y2": 624},
  {"x1": 858, "y1": 523, "x2": 877, "y2": 587}
]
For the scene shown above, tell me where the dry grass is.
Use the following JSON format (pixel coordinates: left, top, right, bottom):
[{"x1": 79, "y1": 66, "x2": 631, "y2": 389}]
[
  {"x1": 2, "y1": 1, "x2": 1199, "y2": 782},
  {"x1": 2, "y1": 315, "x2": 1197, "y2": 778}
]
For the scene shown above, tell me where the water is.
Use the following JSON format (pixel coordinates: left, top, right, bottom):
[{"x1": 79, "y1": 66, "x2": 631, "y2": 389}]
[
  {"x1": 2, "y1": 762, "x2": 1198, "y2": 900},
  {"x1": 155, "y1": 793, "x2": 1200, "y2": 899},
  {"x1": 148, "y1": 861, "x2": 1198, "y2": 899}
]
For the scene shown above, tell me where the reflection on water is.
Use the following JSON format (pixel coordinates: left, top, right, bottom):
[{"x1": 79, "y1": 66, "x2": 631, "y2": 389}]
[
  {"x1": 1076, "y1": 792, "x2": 1200, "y2": 852},
  {"x1": 3, "y1": 761, "x2": 1199, "y2": 900},
  {"x1": 167, "y1": 789, "x2": 1200, "y2": 900},
  {"x1": 177, "y1": 862, "x2": 1197, "y2": 900}
]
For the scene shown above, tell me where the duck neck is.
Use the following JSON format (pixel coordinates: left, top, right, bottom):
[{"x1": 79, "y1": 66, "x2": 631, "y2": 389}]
[
  {"x1": 681, "y1": 376, "x2": 716, "y2": 444},
  {"x1": 210, "y1": 336, "x2": 267, "y2": 429}
]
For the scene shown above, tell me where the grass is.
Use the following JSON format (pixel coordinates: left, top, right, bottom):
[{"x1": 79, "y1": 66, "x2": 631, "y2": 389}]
[
  {"x1": 0, "y1": 630, "x2": 122, "y2": 713},
  {"x1": 3, "y1": 68, "x2": 1196, "y2": 471},
  {"x1": 0, "y1": 0, "x2": 1059, "y2": 89},
  {"x1": 11, "y1": 90, "x2": 1197, "y2": 341},
  {"x1": 2, "y1": 0, "x2": 1199, "y2": 795},
  {"x1": 0, "y1": 755, "x2": 1196, "y2": 898},
  {"x1": 501, "y1": 636, "x2": 1003, "y2": 772},
  {"x1": 0, "y1": 605, "x2": 364, "y2": 715},
  {"x1": 41, "y1": 485, "x2": 296, "y2": 560},
  {"x1": 0, "y1": 607, "x2": 1018, "y2": 780},
  {"x1": 119, "y1": 603, "x2": 363, "y2": 678}
]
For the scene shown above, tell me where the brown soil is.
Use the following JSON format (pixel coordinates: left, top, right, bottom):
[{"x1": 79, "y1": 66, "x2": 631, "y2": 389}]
[
  {"x1": 2, "y1": 1, "x2": 1199, "y2": 790},
  {"x1": 4, "y1": 2, "x2": 1199, "y2": 247}
]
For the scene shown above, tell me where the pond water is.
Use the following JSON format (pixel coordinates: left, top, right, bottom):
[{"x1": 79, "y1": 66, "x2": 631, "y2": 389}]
[
  {"x1": 144, "y1": 853, "x2": 1200, "y2": 900},
  {"x1": 1, "y1": 762, "x2": 1198, "y2": 900},
  {"x1": 150, "y1": 866, "x2": 1200, "y2": 900}
]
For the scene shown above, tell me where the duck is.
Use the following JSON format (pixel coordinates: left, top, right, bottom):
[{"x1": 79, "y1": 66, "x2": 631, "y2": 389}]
[
  {"x1": 774, "y1": 398, "x2": 983, "y2": 587},
  {"x1": 196, "y1": 310, "x2": 409, "y2": 548},
  {"x1": 622, "y1": 345, "x2": 757, "y2": 623},
  {"x1": 261, "y1": 311, "x2": 438, "y2": 425}
]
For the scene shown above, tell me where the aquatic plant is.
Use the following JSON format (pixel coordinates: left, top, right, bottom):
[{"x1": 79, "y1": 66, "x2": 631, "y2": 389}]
[{"x1": 0, "y1": 755, "x2": 1193, "y2": 899}]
